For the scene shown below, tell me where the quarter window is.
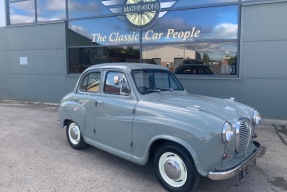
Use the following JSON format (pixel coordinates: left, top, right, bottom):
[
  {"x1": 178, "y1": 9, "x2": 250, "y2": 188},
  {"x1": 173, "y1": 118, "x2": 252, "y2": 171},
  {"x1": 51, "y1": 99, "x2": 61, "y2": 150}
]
[{"x1": 79, "y1": 72, "x2": 101, "y2": 93}]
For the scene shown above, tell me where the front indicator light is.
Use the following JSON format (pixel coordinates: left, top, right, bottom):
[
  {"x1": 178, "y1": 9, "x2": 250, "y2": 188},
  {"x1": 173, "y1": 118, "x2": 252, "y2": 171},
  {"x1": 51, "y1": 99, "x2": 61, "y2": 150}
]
[{"x1": 223, "y1": 152, "x2": 230, "y2": 159}]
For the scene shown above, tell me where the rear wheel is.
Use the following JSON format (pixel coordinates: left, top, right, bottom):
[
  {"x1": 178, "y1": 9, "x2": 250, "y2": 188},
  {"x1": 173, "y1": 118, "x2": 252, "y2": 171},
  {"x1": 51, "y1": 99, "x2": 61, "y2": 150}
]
[
  {"x1": 66, "y1": 121, "x2": 87, "y2": 150},
  {"x1": 154, "y1": 143, "x2": 200, "y2": 192}
]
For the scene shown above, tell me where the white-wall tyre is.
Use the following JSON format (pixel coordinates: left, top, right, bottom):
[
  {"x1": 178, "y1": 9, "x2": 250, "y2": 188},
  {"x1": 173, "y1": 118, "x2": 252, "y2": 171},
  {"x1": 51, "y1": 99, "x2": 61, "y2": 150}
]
[
  {"x1": 66, "y1": 121, "x2": 87, "y2": 150},
  {"x1": 154, "y1": 143, "x2": 200, "y2": 192}
]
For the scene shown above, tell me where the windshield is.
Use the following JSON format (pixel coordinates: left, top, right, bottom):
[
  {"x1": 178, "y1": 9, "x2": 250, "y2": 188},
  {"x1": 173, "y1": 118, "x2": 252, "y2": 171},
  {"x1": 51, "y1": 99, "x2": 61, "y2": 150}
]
[{"x1": 131, "y1": 69, "x2": 184, "y2": 95}]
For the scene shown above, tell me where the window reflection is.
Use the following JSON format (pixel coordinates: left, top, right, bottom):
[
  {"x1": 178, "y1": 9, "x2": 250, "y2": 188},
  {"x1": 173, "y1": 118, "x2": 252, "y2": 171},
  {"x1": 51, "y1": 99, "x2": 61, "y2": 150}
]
[
  {"x1": 142, "y1": 43, "x2": 237, "y2": 75},
  {"x1": 9, "y1": 0, "x2": 35, "y2": 24},
  {"x1": 68, "y1": 0, "x2": 109, "y2": 19},
  {"x1": 69, "y1": 47, "x2": 140, "y2": 73},
  {"x1": 37, "y1": 0, "x2": 66, "y2": 22},
  {"x1": 174, "y1": 0, "x2": 238, "y2": 8},
  {"x1": 69, "y1": 18, "x2": 141, "y2": 46},
  {"x1": 142, "y1": 5, "x2": 238, "y2": 43}
]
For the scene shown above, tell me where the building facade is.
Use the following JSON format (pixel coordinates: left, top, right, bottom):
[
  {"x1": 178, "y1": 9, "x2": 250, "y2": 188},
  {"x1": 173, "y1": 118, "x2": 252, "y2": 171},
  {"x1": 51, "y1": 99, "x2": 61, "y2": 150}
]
[{"x1": 0, "y1": 0, "x2": 286, "y2": 118}]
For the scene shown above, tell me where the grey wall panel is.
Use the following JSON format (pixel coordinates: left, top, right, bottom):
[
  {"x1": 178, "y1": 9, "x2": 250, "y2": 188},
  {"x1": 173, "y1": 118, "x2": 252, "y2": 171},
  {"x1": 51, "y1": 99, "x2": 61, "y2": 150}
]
[
  {"x1": 0, "y1": 23, "x2": 66, "y2": 51},
  {"x1": 0, "y1": 22, "x2": 72, "y2": 103},
  {"x1": 0, "y1": 49, "x2": 67, "y2": 75},
  {"x1": 241, "y1": 40, "x2": 287, "y2": 78},
  {"x1": 242, "y1": 1, "x2": 287, "y2": 41},
  {"x1": 0, "y1": 75, "x2": 78, "y2": 102}
]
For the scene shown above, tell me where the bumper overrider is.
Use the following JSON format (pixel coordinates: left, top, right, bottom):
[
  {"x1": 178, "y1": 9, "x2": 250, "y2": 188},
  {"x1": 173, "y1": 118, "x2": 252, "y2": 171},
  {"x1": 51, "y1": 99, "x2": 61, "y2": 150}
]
[{"x1": 208, "y1": 141, "x2": 262, "y2": 180}]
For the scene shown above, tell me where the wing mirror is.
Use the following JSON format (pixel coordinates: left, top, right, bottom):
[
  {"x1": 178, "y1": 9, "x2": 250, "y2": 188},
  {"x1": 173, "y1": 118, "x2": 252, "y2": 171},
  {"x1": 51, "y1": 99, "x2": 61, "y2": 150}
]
[
  {"x1": 114, "y1": 76, "x2": 127, "y2": 85},
  {"x1": 114, "y1": 76, "x2": 120, "y2": 85}
]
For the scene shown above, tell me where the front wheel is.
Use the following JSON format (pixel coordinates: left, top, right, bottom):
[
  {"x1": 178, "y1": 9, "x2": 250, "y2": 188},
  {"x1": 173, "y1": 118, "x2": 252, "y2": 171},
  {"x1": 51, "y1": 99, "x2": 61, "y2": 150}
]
[
  {"x1": 66, "y1": 121, "x2": 87, "y2": 150},
  {"x1": 154, "y1": 143, "x2": 200, "y2": 192}
]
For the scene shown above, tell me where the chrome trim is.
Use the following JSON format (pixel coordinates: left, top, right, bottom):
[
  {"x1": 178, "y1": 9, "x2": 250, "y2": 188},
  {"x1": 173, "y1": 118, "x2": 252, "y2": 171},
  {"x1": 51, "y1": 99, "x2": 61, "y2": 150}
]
[
  {"x1": 208, "y1": 141, "x2": 262, "y2": 180},
  {"x1": 253, "y1": 110, "x2": 261, "y2": 125},
  {"x1": 236, "y1": 119, "x2": 251, "y2": 155}
]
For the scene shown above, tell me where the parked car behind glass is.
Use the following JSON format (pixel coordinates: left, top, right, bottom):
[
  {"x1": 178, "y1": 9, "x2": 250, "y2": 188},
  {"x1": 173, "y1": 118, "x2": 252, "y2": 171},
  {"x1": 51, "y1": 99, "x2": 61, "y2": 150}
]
[
  {"x1": 174, "y1": 64, "x2": 213, "y2": 75},
  {"x1": 58, "y1": 63, "x2": 262, "y2": 192}
]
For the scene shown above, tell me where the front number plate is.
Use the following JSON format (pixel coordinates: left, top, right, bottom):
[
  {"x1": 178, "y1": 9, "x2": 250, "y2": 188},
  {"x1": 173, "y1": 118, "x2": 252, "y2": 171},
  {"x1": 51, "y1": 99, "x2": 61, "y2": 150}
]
[{"x1": 239, "y1": 158, "x2": 256, "y2": 181}]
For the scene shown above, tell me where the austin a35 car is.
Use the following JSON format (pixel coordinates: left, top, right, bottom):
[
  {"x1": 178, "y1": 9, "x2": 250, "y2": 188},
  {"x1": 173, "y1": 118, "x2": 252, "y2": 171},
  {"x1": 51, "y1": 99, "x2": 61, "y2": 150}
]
[{"x1": 58, "y1": 63, "x2": 262, "y2": 192}]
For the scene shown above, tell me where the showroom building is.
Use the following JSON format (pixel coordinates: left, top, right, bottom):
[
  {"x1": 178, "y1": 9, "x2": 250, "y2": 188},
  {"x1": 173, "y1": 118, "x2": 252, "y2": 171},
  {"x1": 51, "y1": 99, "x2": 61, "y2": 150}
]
[{"x1": 0, "y1": 0, "x2": 286, "y2": 118}]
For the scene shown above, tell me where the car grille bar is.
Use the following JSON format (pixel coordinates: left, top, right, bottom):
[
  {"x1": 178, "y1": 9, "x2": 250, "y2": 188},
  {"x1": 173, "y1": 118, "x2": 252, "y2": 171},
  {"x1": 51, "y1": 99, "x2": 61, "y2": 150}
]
[{"x1": 236, "y1": 119, "x2": 251, "y2": 155}]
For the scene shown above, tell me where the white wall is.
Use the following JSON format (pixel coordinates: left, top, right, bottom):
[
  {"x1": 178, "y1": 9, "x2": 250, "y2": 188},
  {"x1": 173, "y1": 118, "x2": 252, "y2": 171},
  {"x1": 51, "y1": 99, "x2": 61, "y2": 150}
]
[{"x1": 0, "y1": 0, "x2": 6, "y2": 27}]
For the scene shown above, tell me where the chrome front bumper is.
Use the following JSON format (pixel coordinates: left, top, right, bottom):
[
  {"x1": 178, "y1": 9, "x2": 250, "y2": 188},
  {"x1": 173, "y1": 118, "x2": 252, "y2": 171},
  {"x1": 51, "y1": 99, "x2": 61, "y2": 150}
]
[{"x1": 208, "y1": 141, "x2": 262, "y2": 180}]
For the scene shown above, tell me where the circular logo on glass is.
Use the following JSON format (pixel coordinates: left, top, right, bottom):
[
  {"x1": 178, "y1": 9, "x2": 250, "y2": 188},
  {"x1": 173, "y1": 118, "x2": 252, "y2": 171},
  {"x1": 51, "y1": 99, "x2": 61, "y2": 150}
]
[{"x1": 123, "y1": 0, "x2": 161, "y2": 30}]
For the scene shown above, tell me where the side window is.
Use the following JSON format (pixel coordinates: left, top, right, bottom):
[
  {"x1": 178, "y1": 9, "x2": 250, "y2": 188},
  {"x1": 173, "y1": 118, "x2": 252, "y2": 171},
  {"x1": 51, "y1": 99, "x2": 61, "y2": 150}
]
[
  {"x1": 79, "y1": 72, "x2": 101, "y2": 93},
  {"x1": 104, "y1": 72, "x2": 131, "y2": 95}
]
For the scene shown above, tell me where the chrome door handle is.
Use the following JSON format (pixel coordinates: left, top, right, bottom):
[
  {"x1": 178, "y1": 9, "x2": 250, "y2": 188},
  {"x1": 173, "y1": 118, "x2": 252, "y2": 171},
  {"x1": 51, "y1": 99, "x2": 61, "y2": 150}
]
[
  {"x1": 73, "y1": 97, "x2": 79, "y2": 102},
  {"x1": 95, "y1": 100, "x2": 103, "y2": 106}
]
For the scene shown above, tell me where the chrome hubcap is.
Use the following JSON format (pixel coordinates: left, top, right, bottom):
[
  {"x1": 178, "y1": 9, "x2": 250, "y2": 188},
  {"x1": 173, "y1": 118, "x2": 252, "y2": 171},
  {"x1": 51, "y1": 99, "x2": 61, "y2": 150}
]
[
  {"x1": 158, "y1": 152, "x2": 187, "y2": 187},
  {"x1": 68, "y1": 122, "x2": 81, "y2": 145},
  {"x1": 164, "y1": 160, "x2": 181, "y2": 180},
  {"x1": 70, "y1": 127, "x2": 79, "y2": 140}
]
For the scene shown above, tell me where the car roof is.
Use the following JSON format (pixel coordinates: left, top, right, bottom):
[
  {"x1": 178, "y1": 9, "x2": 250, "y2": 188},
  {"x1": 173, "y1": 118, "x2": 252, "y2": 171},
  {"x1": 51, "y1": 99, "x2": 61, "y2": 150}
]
[{"x1": 84, "y1": 63, "x2": 168, "y2": 73}]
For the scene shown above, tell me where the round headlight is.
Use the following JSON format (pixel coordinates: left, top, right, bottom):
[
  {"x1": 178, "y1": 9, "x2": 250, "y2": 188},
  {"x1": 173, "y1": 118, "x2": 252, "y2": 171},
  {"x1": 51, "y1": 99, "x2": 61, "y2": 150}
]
[
  {"x1": 253, "y1": 110, "x2": 261, "y2": 125},
  {"x1": 222, "y1": 122, "x2": 234, "y2": 143}
]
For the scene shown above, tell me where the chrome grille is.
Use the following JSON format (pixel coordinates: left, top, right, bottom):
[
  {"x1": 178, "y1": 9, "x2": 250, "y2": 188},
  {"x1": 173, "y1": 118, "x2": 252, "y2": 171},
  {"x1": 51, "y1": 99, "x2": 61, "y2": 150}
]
[{"x1": 236, "y1": 119, "x2": 251, "y2": 155}]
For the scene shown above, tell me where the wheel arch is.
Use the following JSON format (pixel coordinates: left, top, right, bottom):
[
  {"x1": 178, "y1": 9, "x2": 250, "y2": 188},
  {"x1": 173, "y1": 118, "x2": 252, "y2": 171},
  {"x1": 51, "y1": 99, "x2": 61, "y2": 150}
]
[
  {"x1": 58, "y1": 101, "x2": 87, "y2": 134},
  {"x1": 148, "y1": 137, "x2": 206, "y2": 176}
]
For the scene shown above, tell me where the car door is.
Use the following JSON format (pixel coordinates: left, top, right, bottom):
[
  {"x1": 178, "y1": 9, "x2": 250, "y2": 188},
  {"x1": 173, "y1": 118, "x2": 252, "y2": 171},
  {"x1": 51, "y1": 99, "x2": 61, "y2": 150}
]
[
  {"x1": 95, "y1": 70, "x2": 137, "y2": 152},
  {"x1": 76, "y1": 70, "x2": 102, "y2": 139}
]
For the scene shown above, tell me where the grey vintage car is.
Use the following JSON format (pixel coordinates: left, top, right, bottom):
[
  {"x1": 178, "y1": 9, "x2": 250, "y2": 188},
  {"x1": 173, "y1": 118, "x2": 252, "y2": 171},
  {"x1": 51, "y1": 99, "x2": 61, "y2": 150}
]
[{"x1": 58, "y1": 63, "x2": 262, "y2": 192}]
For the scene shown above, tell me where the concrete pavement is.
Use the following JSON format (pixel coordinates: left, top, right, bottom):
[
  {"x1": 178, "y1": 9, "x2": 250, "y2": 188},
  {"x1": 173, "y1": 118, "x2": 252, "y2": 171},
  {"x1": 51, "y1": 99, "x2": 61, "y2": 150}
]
[{"x1": 0, "y1": 100, "x2": 286, "y2": 192}]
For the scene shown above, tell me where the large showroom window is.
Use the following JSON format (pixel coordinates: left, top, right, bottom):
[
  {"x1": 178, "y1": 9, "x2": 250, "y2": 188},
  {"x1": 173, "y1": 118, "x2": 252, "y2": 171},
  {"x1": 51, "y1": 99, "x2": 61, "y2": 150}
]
[
  {"x1": 7, "y1": 0, "x2": 240, "y2": 77},
  {"x1": 67, "y1": 2, "x2": 239, "y2": 76},
  {"x1": 141, "y1": 5, "x2": 238, "y2": 75}
]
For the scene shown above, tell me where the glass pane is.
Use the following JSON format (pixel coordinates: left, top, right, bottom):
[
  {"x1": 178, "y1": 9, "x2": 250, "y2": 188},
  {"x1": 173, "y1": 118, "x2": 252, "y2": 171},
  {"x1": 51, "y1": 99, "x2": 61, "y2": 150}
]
[
  {"x1": 68, "y1": 0, "x2": 114, "y2": 19},
  {"x1": 142, "y1": 5, "x2": 238, "y2": 43},
  {"x1": 131, "y1": 69, "x2": 183, "y2": 94},
  {"x1": 9, "y1": 0, "x2": 35, "y2": 24},
  {"x1": 79, "y1": 72, "x2": 101, "y2": 92},
  {"x1": 87, "y1": 72, "x2": 101, "y2": 92},
  {"x1": 173, "y1": 0, "x2": 238, "y2": 8},
  {"x1": 68, "y1": 17, "x2": 141, "y2": 46},
  {"x1": 67, "y1": 0, "x2": 238, "y2": 19},
  {"x1": 142, "y1": 42, "x2": 237, "y2": 76},
  {"x1": 69, "y1": 46, "x2": 140, "y2": 73},
  {"x1": 104, "y1": 72, "x2": 130, "y2": 95},
  {"x1": 37, "y1": 0, "x2": 66, "y2": 22},
  {"x1": 154, "y1": 71, "x2": 170, "y2": 89}
]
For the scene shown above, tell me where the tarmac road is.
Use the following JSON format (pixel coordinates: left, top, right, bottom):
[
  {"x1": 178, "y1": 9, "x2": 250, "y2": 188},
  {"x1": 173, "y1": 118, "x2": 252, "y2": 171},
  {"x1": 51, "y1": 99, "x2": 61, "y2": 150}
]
[{"x1": 0, "y1": 100, "x2": 287, "y2": 192}]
